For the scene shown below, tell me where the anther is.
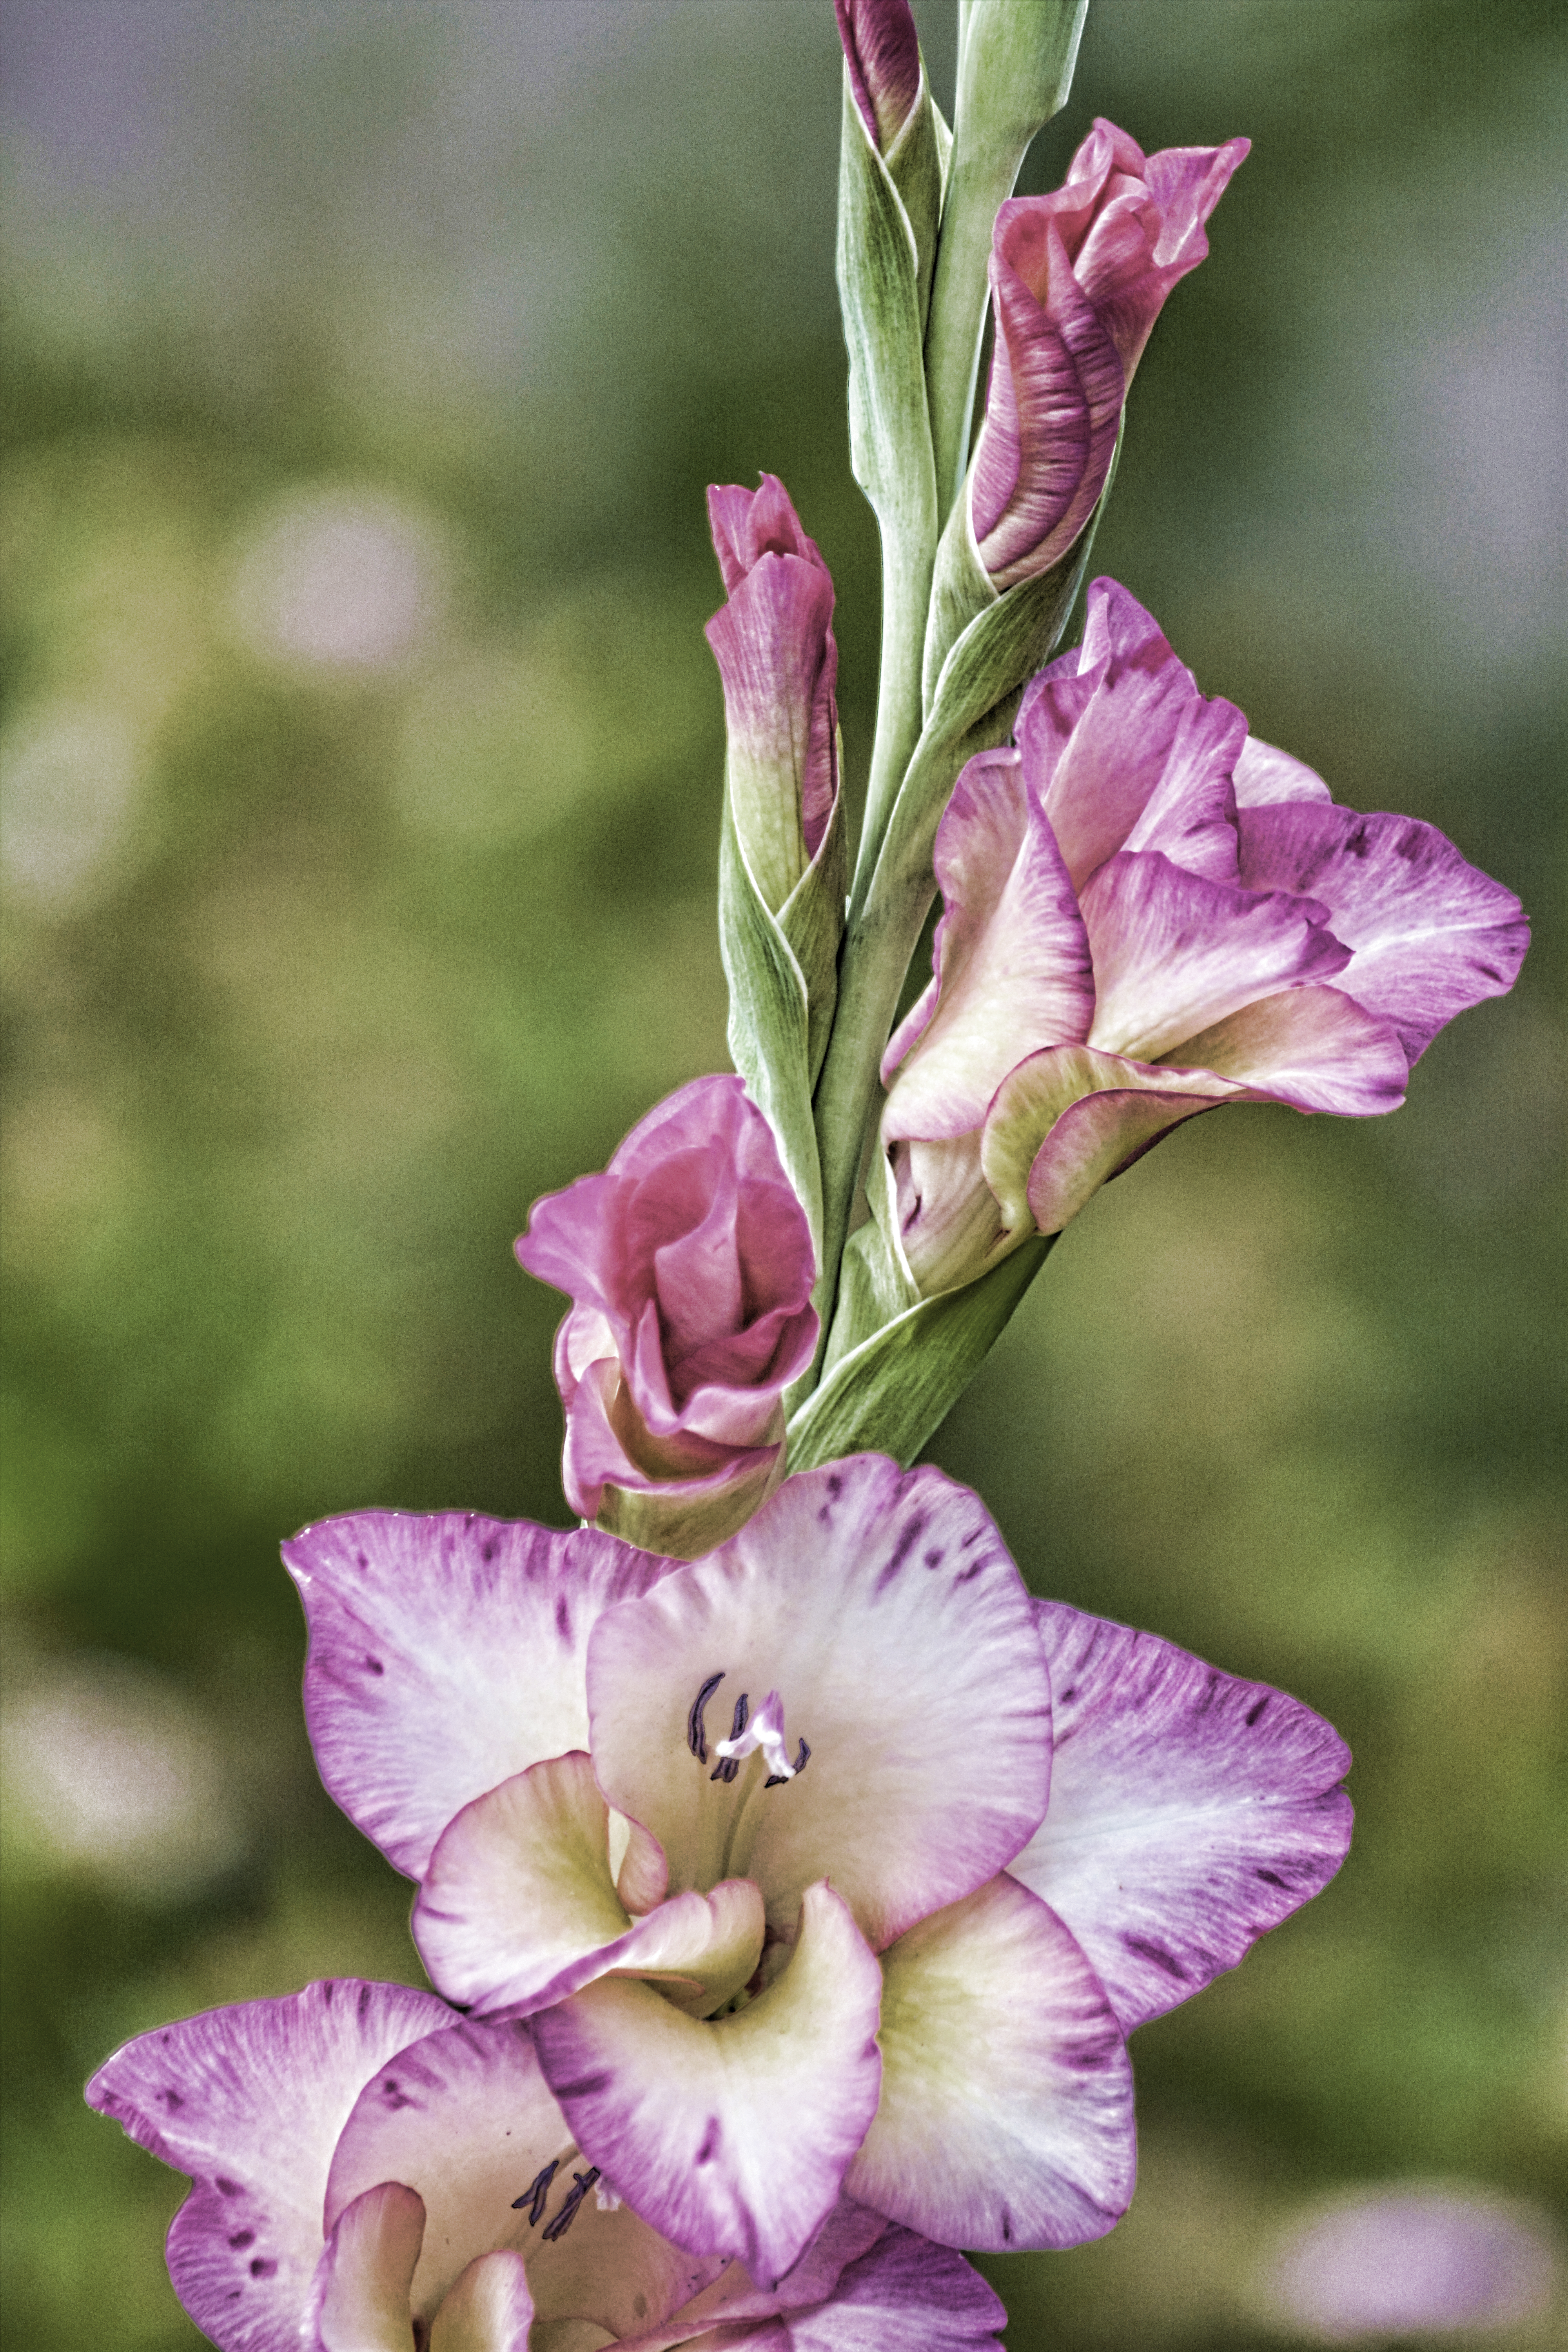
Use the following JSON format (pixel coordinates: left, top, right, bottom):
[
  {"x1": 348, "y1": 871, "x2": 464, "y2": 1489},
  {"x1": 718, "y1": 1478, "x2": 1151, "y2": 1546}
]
[
  {"x1": 765, "y1": 1735, "x2": 810, "y2": 1788},
  {"x1": 512, "y1": 2158, "x2": 559, "y2": 2224},
  {"x1": 541, "y1": 2167, "x2": 601, "y2": 2243},
  {"x1": 709, "y1": 1691, "x2": 748, "y2": 1781},
  {"x1": 687, "y1": 1671, "x2": 725, "y2": 1763}
]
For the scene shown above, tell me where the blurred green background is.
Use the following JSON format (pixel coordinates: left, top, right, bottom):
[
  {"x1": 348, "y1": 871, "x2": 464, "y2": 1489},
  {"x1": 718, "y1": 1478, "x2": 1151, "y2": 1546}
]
[{"x1": 2, "y1": 2, "x2": 1563, "y2": 2346}]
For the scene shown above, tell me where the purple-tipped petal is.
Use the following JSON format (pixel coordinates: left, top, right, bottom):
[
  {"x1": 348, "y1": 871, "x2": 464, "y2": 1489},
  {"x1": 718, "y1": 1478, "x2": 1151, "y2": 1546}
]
[
  {"x1": 427, "y1": 2249, "x2": 535, "y2": 2352},
  {"x1": 882, "y1": 747, "x2": 1093, "y2": 1137},
  {"x1": 414, "y1": 1752, "x2": 764, "y2": 2021},
  {"x1": 312, "y1": 2180, "x2": 426, "y2": 2352},
  {"x1": 847, "y1": 1873, "x2": 1135, "y2": 2253},
  {"x1": 1011, "y1": 1604, "x2": 1353, "y2": 2033},
  {"x1": 85, "y1": 1980, "x2": 452, "y2": 2352},
  {"x1": 1083, "y1": 849, "x2": 1352, "y2": 1062},
  {"x1": 1174, "y1": 985, "x2": 1410, "y2": 1116},
  {"x1": 777, "y1": 2227, "x2": 1007, "y2": 2350},
  {"x1": 533, "y1": 1883, "x2": 884, "y2": 2290},
  {"x1": 325, "y1": 2014, "x2": 718, "y2": 2342},
  {"x1": 1018, "y1": 581, "x2": 1240, "y2": 892},
  {"x1": 1236, "y1": 802, "x2": 1529, "y2": 1063},
  {"x1": 286, "y1": 1510, "x2": 673, "y2": 1880},
  {"x1": 835, "y1": 0, "x2": 922, "y2": 153},
  {"x1": 586, "y1": 1457, "x2": 1053, "y2": 1950},
  {"x1": 976, "y1": 1043, "x2": 1238, "y2": 1240}
]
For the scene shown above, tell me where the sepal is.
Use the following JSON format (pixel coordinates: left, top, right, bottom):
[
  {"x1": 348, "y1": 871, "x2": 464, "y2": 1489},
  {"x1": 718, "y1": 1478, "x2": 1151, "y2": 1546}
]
[{"x1": 786, "y1": 1232, "x2": 1054, "y2": 1474}]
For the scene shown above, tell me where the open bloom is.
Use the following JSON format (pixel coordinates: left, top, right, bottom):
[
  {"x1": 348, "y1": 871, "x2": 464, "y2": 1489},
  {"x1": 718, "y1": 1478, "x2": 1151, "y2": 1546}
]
[
  {"x1": 517, "y1": 1076, "x2": 817, "y2": 1558},
  {"x1": 706, "y1": 476, "x2": 841, "y2": 918},
  {"x1": 834, "y1": 0, "x2": 922, "y2": 154},
  {"x1": 87, "y1": 1978, "x2": 1005, "y2": 2351},
  {"x1": 882, "y1": 577, "x2": 1530, "y2": 1292},
  {"x1": 970, "y1": 120, "x2": 1249, "y2": 589},
  {"x1": 287, "y1": 1455, "x2": 1352, "y2": 2288}
]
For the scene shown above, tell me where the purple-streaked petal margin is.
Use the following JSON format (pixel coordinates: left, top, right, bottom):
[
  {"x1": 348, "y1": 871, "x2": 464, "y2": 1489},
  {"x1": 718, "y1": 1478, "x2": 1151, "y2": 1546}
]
[
  {"x1": 285, "y1": 1510, "x2": 672, "y2": 1878},
  {"x1": 85, "y1": 1980, "x2": 450, "y2": 2352},
  {"x1": 1011, "y1": 1603, "x2": 1353, "y2": 2031}
]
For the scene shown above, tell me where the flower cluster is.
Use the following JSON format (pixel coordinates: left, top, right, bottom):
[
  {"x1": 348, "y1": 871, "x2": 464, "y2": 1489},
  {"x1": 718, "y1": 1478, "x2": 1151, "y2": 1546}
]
[{"x1": 88, "y1": 5, "x2": 1528, "y2": 2348}]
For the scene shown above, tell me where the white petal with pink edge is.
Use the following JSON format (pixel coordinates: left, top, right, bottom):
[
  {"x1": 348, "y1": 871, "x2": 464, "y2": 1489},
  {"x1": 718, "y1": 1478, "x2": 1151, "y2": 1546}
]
[
  {"x1": 287, "y1": 1510, "x2": 674, "y2": 1878},
  {"x1": 312, "y1": 2180, "x2": 427, "y2": 2352},
  {"x1": 1011, "y1": 1602, "x2": 1353, "y2": 2032},
  {"x1": 414, "y1": 1752, "x2": 763, "y2": 2021},
  {"x1": 532, "y1": 1883, "x2": 883, "y2": 2291},
  {"x1": 325, "y1": 2014, "x2": 720, "y2": 2342},
  {"x1": 846, "y1": 1873, "x2": 1134, "y2": 2253},
  {"x1": 84, "y1": 1978, "x2": 450, "y2": 2352},
  {"x1": 428, "y1": 2250, "x2": 536, "y2": 2352},
  {"x1": 585, "y1": 1457, "x2": 1052, "y2": 1950},
  {"x1": 881, "y1": 748, "x2": 1093, "y2": 1139}
]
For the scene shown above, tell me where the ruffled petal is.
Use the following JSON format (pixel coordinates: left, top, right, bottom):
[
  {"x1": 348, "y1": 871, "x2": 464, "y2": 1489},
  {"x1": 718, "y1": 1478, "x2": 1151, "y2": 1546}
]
[
  {"x1": 1021, "y1": 581, "x2": 1225, "y2": 892},
  {"x1": 774, "y1": 2227, "x2": 1006, "y2": 2350},
  {"x1": 287, "y1": 1511, "x2": 673, "y2": 1879},
  {"x1": 1232, "y1": 735, "x2": 1332, "y2": 808},
  {"x1": 312, "y1": 2180, "x2": 426, "y2": 2352},
  {"x1": 326, "y1": 2015, "x2": 717, "y2": 2341},
  {"x1": 586, "y1": 1457, "x2": 1052, "y2": 1949},
  {"x1": 1236, "y1": 802, "x2": 1529, "y2": 1063},
  {"x1": 1011, "y1": 1604, "x2": 1353, "y2": 2033},
  {"x1": 84, "y1": 1980, "x2": 451, "y2": 2352},
  {"x1": 1083, "y1": 849, "x2": 1352, "y2": 1062},
  {"x1": 532, "y1": 1883, "x2": 884, "y2": 2290},
  {"x1": 414, "y1": 1752, "x2": 764, "y2": 2021},
  {"x1": 1173, "y1": 985, "x2": 1409, "y2": 1116},
  {"x1": 620, "y1": 2201, "x2": 887, "y2": 2348},
  {"x1": 881, "y1": 750, "x2": 1093, "y2": 1139},
  {"x1": 979, "y1": 1043, "x2": 1239, "y2": 1239},
  {"x1": 846, "y1": 1874, "x2": 1134, "y2": 2252},
  {"x1": 428, "y1": 2250, "x2": 535, "y2": 2352}
]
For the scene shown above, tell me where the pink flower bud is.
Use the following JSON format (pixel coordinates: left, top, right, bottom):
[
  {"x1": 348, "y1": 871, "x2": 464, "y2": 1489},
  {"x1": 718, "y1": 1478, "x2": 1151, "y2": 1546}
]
[
  {"x1": 971, "y1": 120, "x2": 1249, "y2": 590},
  {"x1": 834, "y1": 0, "x2": 923, "y2": 154},
  {"x1": 516, "y1": 1076, "x2": 818, "y2": 1556},
  {"x1": 705, "y1": 474, "x2": 840, "y2": 915}
]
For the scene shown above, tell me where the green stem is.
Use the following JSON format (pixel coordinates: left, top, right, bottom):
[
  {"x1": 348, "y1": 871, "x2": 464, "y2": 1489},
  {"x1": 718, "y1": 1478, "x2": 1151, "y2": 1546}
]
[{"x1": 853, "y1": 519, "x2": 936, "y2": 911}]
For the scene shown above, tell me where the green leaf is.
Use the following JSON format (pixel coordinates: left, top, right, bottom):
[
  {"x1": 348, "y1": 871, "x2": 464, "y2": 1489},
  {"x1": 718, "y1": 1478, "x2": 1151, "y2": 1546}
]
[{"x1": 785, "y1": 1230, "x2": 1056, "y2": 1473}]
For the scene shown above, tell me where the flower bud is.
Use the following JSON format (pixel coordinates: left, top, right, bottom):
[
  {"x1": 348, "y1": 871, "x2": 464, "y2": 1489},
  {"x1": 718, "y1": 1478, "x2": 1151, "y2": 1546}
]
[
  {"x1": 834, "y1": 0, "x2": 922, "y2": 156},
  {"x1": 705, "y1": 474, "x2": 840, "y2": 917},
  {"x1": 517, "y1": 1076, "x2": 819, "y2": 1558}
]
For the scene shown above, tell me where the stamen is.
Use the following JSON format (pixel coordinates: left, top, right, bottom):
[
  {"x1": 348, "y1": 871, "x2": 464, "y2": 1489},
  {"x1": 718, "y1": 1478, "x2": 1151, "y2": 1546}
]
[
  {"x1": 709, "y1": 1691, "x2": 748, "y2": 1781},
  {"x1": 765, "y1": 1737, "x2": 810, "y2": 1786},
  {"x1": 717, "y1": 1689, "x2": 803, "y2": 1785},
  {"x1": 687, "y1": 1671, "x2": 725, "y2": 1762},
  {"x1": 512, "y1": 2158, "x2": 559, "y2": 2225},
  {"x1": 541, "y1": 2166, "x2": 601, "y2": 2243}
]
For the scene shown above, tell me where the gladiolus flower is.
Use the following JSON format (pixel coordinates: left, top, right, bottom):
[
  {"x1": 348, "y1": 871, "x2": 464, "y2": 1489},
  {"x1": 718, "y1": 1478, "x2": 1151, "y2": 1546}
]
[
  {"x1": 835, "y1": 0, "x2": 923, "y2": 154},
  {"x1": 706, "y1": 475, "x2": 841, "y2": 918},
  {"x1": 285, "y1": 1455, "x2": 1352, "y2": 2287},
  {"x1": 87, "y1": 1978, "x2": 1007, "y2": 2350},
  {"x1": 517, "y1": 1075, "x2": 818, "y2": 1558},
  {"x1": 882, "y1": 579, "x2": 1529, "y2": 1292},
  {"x1": 970, "y1": 120, "x2": 1249, "y2": 590}
]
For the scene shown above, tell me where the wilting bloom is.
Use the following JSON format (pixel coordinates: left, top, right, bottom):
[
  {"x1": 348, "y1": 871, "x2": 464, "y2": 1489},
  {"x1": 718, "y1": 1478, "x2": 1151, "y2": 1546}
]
[
  {"x1": 706, "y1": 476, "x2": 841, "y2": 917},
  {"x1": 287, "y1": 1454, "x2": 1352, "y2": 2287},
  {"x1": 1265, "y1": 2185, "x2": 1560, "y2": 2341},
  {"x1": 87, "y1": 1977, "x2": 1007, "y2": 2350},
  {"x1": 517, "y1": 1076, "x2": 817, "y2": 1558},
  {"x1": 970, "y1": 120, "x2": 1249, "y2": 589},
  {"x1": 835, "y1": 0, "x2": 922, "y2": 154},
  {"x1": 882, "y1": 578, "x2": 1530, "y2": 1292}
]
